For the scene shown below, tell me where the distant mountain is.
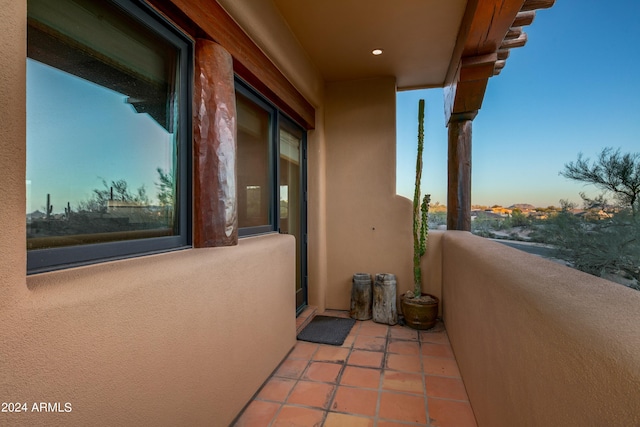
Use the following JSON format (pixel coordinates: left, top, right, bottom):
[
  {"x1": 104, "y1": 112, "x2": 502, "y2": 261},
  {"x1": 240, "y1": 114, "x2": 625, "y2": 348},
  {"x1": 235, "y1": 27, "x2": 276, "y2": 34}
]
[{"x1": 508, "y1": 204, "x2": 536, "y2": 210}]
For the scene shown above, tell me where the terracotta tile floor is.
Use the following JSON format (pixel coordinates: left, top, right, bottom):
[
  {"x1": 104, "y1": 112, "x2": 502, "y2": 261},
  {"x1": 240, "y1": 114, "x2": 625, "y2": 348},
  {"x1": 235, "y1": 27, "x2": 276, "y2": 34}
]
[{"x1": 234, "y1": 311, "x2": 478, "y2": 427}]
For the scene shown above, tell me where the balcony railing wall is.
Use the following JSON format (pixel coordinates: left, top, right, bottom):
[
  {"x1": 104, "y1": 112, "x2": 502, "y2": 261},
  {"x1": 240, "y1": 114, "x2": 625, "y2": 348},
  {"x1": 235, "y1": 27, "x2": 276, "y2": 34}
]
[{"x1": 440, "y1": 231, "x2": 640, "y2": 426}]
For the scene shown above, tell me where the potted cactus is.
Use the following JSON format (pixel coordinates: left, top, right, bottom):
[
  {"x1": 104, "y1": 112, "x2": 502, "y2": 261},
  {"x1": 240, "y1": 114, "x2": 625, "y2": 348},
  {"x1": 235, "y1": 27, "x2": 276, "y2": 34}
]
[{"x1": 401, "y1": 99, "x2": 439, "y2": 330}]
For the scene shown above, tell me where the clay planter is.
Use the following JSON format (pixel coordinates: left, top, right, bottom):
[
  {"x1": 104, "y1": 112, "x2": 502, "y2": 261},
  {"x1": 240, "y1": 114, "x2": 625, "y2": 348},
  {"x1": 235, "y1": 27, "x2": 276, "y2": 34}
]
[{"x1": 401, "y1": 293, "x2": 439, "y2": 330}]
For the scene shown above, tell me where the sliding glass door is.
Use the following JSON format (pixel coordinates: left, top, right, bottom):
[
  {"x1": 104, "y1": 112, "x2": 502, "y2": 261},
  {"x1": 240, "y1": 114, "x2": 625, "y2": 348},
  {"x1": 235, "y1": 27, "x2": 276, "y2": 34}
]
[{"x1": 279, "y1": 121, "x2": 307, "y2": 312}]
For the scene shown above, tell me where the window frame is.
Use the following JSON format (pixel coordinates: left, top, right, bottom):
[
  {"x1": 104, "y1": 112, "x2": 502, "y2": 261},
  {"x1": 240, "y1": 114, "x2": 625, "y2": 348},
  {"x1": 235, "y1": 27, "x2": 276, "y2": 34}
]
[
  {"x1": 26, "y1": 0, "x2": 193, "y2": 274},
  {"x1": 236, "y1": 79, "x2": 278, "y2": 237},
  {"x1": 235, "y1": 77, "x2": 307, "y2": 238}
]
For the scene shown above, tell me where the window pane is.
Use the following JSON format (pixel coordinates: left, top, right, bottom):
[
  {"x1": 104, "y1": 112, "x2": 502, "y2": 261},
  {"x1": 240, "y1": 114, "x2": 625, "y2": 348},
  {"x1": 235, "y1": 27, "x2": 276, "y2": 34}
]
[
  {"x1": 26, "y1": 0, "x2": 181, "y2": 250},
  {"x1": 237, "y1": 91, "x2": 272, "y2": 228}
]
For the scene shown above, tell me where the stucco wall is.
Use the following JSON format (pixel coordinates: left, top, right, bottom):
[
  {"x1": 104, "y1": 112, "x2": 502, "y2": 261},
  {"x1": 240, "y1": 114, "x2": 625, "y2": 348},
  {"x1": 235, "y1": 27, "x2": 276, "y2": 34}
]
[
  {"x1": 2, "y1": 236, "x2": 296, "y2": 426},
  {"x1": 216, "y1": 0, "x2": 324, "y2": 108},
  {"x1": 306, "y1": 107, "x2": 328, "y2": 311},
  {"x1": 1, "y1": 2, "x2": 296, "y2": 424},
  {"x1": 324, "y1": 77, "x2": 416, "y2": 309},
  {"x1": 441, "y1": 231, "x2": 640, "y2": 427}
]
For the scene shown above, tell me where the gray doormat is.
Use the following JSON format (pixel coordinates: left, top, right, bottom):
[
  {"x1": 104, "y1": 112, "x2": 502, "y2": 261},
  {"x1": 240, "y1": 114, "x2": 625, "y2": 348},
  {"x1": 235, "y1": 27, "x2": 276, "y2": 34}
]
[{"x1": 297, "y1": 315, "x2": 356, "y2": 346}]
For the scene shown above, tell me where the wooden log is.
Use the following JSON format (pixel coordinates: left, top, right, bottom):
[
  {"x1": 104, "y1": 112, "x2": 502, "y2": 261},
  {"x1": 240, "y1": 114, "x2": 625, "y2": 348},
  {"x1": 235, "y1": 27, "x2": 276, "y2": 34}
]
[
  {"x1": 373, "y1": 274, "x2": 397, "y2": 326},
  {"x1": 505, "y1": 27, "x2": 523, "y2": 40},
  {"x1": 513, "y1": 11, "x2": 536, "y2": 27},
  {"x1": 501, "y1": 33, "x2": 527, "y2": 49},
  {"x1": 497, "y1": 49, "x2": 510, "y2": 60},
  {"x1": 521, "y1": 0, "x2": 556, "y2": 11},
  {"x1": 193, "y1": 39, "x2": 238, "y2": 247},
  {"x1": 350, "y1": 274, "x2": 372, "y2": 320},
  {"x1": 447, "y1": 117, "x2": 473, "y2": 231}
]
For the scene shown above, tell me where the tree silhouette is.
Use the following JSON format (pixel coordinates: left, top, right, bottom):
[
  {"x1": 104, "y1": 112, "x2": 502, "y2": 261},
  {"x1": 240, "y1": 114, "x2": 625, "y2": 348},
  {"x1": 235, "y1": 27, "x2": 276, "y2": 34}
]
[
  {"x1": 560, "y1": 147, "x2": 640, "y2": 217},
  {"x1": 155, "y1": 167, "x2": 175, "y2": 206},
  {"x1": 77, "y1": 178, "x2": 150, "y2": 213}
]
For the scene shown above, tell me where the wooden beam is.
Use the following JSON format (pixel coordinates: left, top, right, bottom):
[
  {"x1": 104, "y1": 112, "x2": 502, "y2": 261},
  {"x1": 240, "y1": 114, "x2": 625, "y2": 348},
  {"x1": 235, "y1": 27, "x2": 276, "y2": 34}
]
[
  {"x1": 505, "y1": 27, "x2": 523, "y2": 40},
  {"x1": 521, "y1": 0, "x2": 556, "y2": 11},
  {"x1": 444, "y1": 0, "x2": 480, "y2": 87},
  {"x1": 147, "y1": 0, "x2": 315, "y2": 130},
  {"x1": 452, "y1": 78, "x2": 489, "y2": 114},
  {"x1": 445, "y1": 0, "x2": 524, "y2": 122},
  {"x1": 497, "y1": 49, "x2": 511, "y2": 60},
  {"x1": 501, "y1": 33, "x2": 528, "y2": 49},
  {"x1": 447, "y1": 118, "x2": 473, "y2": 231},
  {"x1": 460, "y1": 53, "x2": 498, "y2": 82},
  {"x1": 494, "y1": 60, "x2": 506, "y2": 70},
  {"x1": 463, "y1": 0, "x2": 526, "y2": 56},
  {"x1": 513, "y1": 10, "x2": 536, "y2": 27}
]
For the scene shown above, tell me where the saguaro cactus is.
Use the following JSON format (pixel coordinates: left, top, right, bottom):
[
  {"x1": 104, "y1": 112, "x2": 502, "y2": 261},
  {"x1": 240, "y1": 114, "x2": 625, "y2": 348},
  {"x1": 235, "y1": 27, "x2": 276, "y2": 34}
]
[
  {"x1": 412, "y1": 100, "x2": 430, "y2": 298},
  {"x1": 46, "y1": 194, "x2": 53, "y2": 219}
]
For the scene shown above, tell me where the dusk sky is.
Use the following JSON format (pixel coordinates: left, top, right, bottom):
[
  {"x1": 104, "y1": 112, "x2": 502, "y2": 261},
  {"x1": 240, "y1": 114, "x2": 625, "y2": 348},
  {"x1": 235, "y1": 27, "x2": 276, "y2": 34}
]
[
  {"x1": 396, "y1": 0, "x2": 640, "y2": 208},
  {"x1": 26, "y1": 59, "x2": 175, "y2": 214}
]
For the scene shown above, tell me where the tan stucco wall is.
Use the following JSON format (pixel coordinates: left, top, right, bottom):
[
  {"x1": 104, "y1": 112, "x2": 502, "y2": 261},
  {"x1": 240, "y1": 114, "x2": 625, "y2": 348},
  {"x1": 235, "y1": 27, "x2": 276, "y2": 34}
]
[
  {"x1": 216, "y1": 0, "x2": 324, "y2": 108},
  {"x1": 324, "y1": 77, "x2": 415, "y2": 309},
  {"x1": 1, "y1": 2, "x2": 296, "y2": 424},
  {"x1": 2, "y1": 235, "x2": 296, "y2": 426},
  {"x1": 306, "y1": 107, "x2": 328, "y2": 311},
  {"x1": 441, "y1": 231, "x2": 640, "y2": 427}
]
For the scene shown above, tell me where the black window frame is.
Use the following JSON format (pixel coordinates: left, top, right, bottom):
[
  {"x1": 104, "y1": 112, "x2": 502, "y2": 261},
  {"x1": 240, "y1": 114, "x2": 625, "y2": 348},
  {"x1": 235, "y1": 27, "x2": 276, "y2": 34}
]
[
  {"x1": 235, "y1": 78, "x2": 307, "y2": 238},
  {"x1": 26, "y1": 0, "x2": 193, "y2": 274},
  {"x1": 236, "y1": 79, "x2": 278, "y2": 237}
]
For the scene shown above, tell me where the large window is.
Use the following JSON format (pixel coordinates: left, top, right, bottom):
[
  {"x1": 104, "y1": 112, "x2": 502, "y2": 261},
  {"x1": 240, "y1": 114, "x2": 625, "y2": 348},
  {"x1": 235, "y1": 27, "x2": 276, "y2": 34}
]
[
  {"x1": 26, "y1": 0, "x2": 192, "y2": 272},
  {"x1": 236, "y1": 87, "x2": 274, "y2": 233}
]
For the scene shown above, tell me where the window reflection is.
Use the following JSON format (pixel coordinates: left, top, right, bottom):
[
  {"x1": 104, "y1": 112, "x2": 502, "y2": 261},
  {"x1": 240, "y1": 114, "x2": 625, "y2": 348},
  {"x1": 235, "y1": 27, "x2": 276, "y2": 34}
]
[
  {"x1": 237, "y1": 91, "x2": 272, "y2": 228},
  {"x1": 26, "y1": 0, "x2": 180, "y2": 250}
]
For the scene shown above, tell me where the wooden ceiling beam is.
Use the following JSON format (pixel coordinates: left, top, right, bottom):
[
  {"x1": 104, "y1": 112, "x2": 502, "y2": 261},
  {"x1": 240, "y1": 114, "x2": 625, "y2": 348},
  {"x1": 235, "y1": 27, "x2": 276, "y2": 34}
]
[
  {"x1": 497, "y1": 49, "x2": 511, "y2": 60},
  {"x1": 513, "y1": 10, "x2": 536, "y2": 27},
  {"x1": 460, "y1": 53, "x2": 498, "y2": 82},
  {"x1": 521, "y1": 0, "x2": 556, "y2": 11},
  {"x1": 452, "y1": 78, "x2": 489, "y2": 115},
  {"x1": 444, "y1": 0, "x2": 480, "y2": 87},
  {"x1": 500, "y1": 33, "x2": 528, "y2": 49},
  {"x1": 445, "y1": 0, "x2": 525, "y2": 123},
  {"x1": 505, "y1": 27, "x2": 523, "y2": 40},
  {"x1": 463, "y1": 0, "x2": 525, "y2": 57}
]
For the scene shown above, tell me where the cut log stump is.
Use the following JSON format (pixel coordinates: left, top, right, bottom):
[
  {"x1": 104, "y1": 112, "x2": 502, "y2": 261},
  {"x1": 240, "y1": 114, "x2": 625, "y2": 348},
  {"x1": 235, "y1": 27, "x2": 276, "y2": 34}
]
[{"x1": 373, "y1": 273, "x2": 397, "y2": 325}]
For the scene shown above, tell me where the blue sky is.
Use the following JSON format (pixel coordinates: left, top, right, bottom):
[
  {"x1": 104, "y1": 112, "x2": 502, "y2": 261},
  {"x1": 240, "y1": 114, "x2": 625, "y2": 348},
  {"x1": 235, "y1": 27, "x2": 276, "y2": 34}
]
[
  {"x1": 26, "y1": 59, "x2": 175, "y2": 214},
  {"x1": 396, "y1": 0, "x2": 640, "y2": 208}
]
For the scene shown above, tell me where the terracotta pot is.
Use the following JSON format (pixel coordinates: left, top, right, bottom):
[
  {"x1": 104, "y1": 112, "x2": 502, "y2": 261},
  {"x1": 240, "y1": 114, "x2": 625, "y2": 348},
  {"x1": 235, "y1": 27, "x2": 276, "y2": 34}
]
[{"x1": 401, "y1": 293, "x2": 439, "y2": 330}]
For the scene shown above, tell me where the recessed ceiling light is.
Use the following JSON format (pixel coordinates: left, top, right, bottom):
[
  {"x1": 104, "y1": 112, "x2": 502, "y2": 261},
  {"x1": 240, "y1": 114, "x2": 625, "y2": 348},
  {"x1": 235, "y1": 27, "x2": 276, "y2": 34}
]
[{"x1": 372, "y1": 49, "x2": 383, "y2": 56}]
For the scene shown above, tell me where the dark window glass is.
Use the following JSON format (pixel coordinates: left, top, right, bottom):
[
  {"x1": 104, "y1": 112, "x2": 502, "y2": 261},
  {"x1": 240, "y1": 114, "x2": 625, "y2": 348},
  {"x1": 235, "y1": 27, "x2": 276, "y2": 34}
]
[
  {"x1": 26, "y1": 0, "x2": 191, "y2": 272},
  {"x1": 236, "y1": 90, "x2": 273, "y2": 231}
]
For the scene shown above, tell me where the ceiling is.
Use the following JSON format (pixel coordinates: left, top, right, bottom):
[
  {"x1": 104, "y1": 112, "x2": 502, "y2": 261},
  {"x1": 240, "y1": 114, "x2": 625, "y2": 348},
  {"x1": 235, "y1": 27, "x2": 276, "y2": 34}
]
[{"x1": 272, "y1": 0, "x2": 468, "y2": 90}]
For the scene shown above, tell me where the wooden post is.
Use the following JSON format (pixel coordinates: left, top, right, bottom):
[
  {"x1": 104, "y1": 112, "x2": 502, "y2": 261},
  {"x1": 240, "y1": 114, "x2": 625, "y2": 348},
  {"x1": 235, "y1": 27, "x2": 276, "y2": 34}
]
[
  {"x1": 447, "y1": 113, "x2": 475, "y2": 231},
  {"x1": 193, "y1": 39, "x2": 238, "y2": 247}
]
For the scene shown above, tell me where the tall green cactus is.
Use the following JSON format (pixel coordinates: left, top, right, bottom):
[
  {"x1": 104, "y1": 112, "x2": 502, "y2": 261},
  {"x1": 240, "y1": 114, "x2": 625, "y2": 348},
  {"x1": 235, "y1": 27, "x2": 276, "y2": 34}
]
[{"x1": 412, "y1": 100, "x2": 430, "y2": 297}]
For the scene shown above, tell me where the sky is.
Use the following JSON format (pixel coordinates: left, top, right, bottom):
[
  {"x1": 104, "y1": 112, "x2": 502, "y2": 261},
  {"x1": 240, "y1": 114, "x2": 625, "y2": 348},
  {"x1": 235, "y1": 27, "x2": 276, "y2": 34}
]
[
  {"x1": 396, "y1": 0, "x2": 640, "y2": 208},
  {"x1": 26, "y1": 59, "x2": 175, "y2": 214}
]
